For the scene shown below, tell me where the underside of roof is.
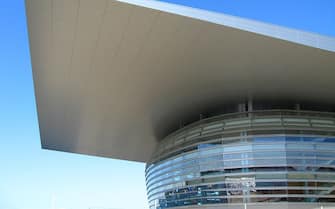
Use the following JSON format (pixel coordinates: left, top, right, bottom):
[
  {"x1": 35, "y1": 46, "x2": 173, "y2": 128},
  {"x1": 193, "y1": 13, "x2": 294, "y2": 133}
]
[{"x1": 26, "y1": 0, "x2": 335, "y2": 162}]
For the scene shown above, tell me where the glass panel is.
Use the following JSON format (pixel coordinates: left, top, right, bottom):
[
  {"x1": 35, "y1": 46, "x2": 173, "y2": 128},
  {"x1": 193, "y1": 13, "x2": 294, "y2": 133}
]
[{"x1": 147, "y1": 134, "x2": 335, "y2": 208}]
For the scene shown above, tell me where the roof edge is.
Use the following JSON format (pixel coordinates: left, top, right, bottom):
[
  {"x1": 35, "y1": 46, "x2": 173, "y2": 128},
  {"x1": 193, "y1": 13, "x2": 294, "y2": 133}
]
[{"x1": 117, "y1": 0, "x2": 335, "y2": 52}]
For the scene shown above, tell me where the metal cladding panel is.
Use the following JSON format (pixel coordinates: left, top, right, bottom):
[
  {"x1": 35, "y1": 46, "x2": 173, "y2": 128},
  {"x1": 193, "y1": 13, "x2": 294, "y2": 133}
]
[{"x1": 26, "y1": 0, "x2": 335, "y2": 162}]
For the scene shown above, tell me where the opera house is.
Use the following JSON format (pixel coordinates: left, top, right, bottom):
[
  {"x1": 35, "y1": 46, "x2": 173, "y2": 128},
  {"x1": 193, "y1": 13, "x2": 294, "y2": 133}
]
[{"x1": 26, "y1": 0, "x2": 335, "y2": 208}]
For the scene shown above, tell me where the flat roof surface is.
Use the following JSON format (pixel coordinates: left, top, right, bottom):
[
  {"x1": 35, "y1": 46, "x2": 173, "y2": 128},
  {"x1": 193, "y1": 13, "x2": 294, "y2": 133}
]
[{"x1": 27, "y1": 0, "x2": 335, "y2": 162}]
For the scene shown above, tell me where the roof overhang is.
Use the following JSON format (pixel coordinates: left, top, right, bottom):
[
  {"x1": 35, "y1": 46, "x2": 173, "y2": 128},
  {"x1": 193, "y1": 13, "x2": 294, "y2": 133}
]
[{"x1": 26, "y1": 0, "x2": 335, "y2": 162}]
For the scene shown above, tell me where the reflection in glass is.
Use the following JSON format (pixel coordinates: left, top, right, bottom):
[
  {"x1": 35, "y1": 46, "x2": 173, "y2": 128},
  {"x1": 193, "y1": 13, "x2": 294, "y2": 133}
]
[{"x1": 146, "y1": 135, "x2": 335, "y2": 209}]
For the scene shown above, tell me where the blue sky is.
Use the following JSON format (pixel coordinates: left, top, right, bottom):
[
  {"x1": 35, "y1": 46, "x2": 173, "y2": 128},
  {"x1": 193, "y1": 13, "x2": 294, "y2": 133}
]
[{"x1": 0, "y1": 0, "x2": 334, "y2": 209}]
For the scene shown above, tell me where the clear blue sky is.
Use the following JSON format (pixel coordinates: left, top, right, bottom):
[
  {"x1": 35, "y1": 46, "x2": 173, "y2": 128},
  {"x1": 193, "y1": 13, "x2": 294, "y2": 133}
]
[{"x1": 0, "y1": 1, "x2": 334, "y2": 209}]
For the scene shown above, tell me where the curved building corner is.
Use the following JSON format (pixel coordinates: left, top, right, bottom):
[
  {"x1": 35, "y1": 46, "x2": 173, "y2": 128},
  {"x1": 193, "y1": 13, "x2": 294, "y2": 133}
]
[{"x1": 146, "y1": 107, "x2": 335, "y2": 209}]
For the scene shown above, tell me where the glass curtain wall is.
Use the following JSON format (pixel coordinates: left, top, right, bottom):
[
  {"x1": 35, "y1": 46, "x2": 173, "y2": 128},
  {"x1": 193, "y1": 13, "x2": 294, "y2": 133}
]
[{"x1": 145, "y1": 110, "x2": 335, "y2": 209}]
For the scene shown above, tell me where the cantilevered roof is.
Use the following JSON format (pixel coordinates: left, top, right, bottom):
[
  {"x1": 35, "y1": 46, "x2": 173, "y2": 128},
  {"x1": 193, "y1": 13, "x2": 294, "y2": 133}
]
[{"x1": 26, "y1": 0, "x2": 335, "y2": 162}]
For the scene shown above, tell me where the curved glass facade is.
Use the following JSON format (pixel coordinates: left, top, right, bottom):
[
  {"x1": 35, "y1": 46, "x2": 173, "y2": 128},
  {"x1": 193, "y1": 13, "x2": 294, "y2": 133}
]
[{"x1": 145, "y1": 110, "x2": 335, "y2": 209}]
